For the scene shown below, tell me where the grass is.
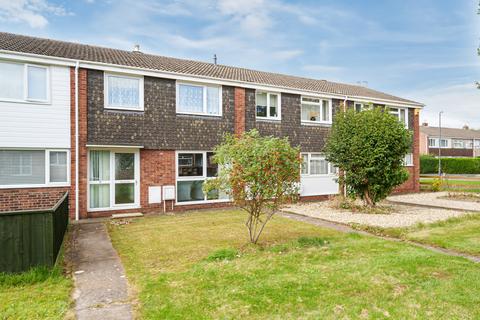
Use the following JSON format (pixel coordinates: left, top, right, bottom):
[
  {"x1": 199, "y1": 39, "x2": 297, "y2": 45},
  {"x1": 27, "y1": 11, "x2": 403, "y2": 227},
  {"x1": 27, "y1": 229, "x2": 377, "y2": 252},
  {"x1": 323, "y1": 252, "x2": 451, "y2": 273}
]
[
  {"x1": 109, "y1": 209, "x2": 480, "y2": 319},
  {"x1": 420, "y1": 178, "x2": 480, "y2": 186},
  {"x1": 0, "y1": 237, "x2": 73, "y2": 320},
  {"x1": 353, "y1": 214, "x2": 480, "y2": 256},
  {"x1": 420, "y1": 178, "x2": 480, "y2": 193}
]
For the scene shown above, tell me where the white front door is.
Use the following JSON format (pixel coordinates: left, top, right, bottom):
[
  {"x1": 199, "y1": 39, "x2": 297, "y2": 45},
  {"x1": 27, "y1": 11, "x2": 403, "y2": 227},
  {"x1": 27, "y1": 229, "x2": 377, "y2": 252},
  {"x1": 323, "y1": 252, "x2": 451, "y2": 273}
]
[{"x1": 88, "y1": 149, "x2": 140, "y2": 211}]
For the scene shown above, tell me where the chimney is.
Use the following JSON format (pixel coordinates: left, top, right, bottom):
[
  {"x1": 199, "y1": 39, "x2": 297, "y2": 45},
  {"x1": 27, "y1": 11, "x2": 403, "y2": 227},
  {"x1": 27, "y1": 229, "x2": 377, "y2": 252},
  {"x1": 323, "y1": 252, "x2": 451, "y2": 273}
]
[
  {"x1": 213, "y1": 54, "x2": 217, "y2": 65},
  {"x1": 422, "y1": 122, "x2": 429, "y2": 126},
  {"x1": 133, "y1": 44, "x2": 141, "y2": 53},
  {"x1": 463, "y1": 124, "x2": 469, "y2": 130}
]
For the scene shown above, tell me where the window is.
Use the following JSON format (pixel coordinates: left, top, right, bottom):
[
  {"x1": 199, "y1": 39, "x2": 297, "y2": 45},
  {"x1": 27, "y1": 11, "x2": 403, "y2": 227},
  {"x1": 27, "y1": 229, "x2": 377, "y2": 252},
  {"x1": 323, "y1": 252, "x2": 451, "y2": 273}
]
[
  {"x1": 177, "y1": 83, "x2": 222, "y2": 116},
  {"x1": 300, "y1": 153, "x2": 336, "y2": 176},
  {"x1": 0, "y1": 149, "x2": 68, "y2": 187},
  {"x1": 428, "y1": 138, "x2": 437, "y2": 147},
  {"x1": 440, "y1": 139, "x2": 448, "y2": 148},
  {"x1": 403, "y1": 153, "x2": 413, "y2": 166},
  {"x1": 0, "y1": 61, "x2": 49, "y2": 102},
  {"x1": 388, "y1": 107, "x2": 408, "y2": 128},
  {"x1": 354, "y1": 102, "x2": 372, "y2": 112},
  {"x1": 105, "y1": 73, "x2": 143, "y2": 110},
  {"x1": 88, "y1": 150, "x2": 139, "y2": 210},
  {"x1": 176, "y1": 151, "x2": 228, "y2": 203},
  {"x1": 301, "y1": 97, "x2": 331, "y2": 123},
  {"x1": 256, "y1": 91, "x2": 280, "y2": 120},
  {"x1": 453, "y1": 139, "x2": 465, "y2": 149},
  {"x1": 49, "y1": 151, "x2": 68, "y2": 183}
]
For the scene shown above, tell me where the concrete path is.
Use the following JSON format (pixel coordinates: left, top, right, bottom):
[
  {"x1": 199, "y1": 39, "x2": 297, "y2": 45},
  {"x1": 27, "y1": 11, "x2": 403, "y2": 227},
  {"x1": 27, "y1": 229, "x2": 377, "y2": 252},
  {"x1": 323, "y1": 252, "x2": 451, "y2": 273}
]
[
  {"x1": 387, "y1": 192, "x2": 479, "y2": 212},
  {"x1": 70, "y1": 222, "x2": 133, "y2": 320},
  {"x1": 281, "y1": 212, "x2": 480, "y2": 264}
]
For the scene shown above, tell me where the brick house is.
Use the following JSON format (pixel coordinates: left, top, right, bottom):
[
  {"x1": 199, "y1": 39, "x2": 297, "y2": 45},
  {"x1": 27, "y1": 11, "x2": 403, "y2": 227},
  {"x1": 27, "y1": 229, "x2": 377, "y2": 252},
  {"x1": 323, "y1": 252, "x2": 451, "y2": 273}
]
[
  {"x1": 420, "y1": 124, "x2": 480, "y2": 158},
  {"x1": 0, "y1": 32, "x2": 423, "y2": 220}
]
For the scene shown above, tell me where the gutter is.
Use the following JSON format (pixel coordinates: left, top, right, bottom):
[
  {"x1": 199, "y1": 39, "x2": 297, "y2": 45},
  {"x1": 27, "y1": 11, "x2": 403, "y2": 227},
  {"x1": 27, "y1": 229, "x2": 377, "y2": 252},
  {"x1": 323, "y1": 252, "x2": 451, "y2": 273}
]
[{"x1": 75, "y1": 61, "x2": 79, "y2": 221}]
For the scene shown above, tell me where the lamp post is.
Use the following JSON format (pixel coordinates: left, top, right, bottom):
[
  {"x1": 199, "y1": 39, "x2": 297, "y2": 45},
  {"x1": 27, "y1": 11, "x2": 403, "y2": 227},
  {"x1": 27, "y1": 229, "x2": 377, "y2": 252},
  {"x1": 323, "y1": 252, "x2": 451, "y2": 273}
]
[{"x1": 438, "y1": 111, "x2": 443, "y2": 176}]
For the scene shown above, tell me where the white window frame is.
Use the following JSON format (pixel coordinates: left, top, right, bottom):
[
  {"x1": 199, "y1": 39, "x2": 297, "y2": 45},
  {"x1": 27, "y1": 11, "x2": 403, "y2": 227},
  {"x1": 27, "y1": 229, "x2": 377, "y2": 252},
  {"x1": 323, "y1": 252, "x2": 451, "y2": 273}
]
[
  {"x1": 428, "y1": 138, "x2": 437, "y2": 147},
  {"x1": 87, "y1": 148, "x2": 140, "y2": 212},
  {"x1": 0, "y1": 60, "x2": 50, "y2": 104},
  {"x1": 0, "y1": 149, "x2": 69, "y2": 189},
  {"x1": 255, "y1": 91, "x2": 281, "y2": 121},
  {"x1": 403, "y1": 153, "x2": 414, "y2": 167},
  {"x1": 354, "y1": 102, "x2": 372, "y2": 112},
  {"x1": 176, "y1": 81, "x2": 223, "y2": 117},
  {"x1": 104, "y1": 72, "x2": 144, "y2": 111},
  {"x1": 301, "y1": 96, "x2": 332, "y2": 125},
  {"x1": 175, "y1": 151, "x2": 229, "y2": 205},
  {"x1": 388, "y1": 106, "x2": 409, "y2": 128},
  {"x1": 452, "y1": 139, "x2": 465, "y2": 149},
  {"x1": 439, "y1": 139, "x2": 449, "y2": 148},
  {"x1": 300, "y1": 153, "x2": 336, "y2": 176}
]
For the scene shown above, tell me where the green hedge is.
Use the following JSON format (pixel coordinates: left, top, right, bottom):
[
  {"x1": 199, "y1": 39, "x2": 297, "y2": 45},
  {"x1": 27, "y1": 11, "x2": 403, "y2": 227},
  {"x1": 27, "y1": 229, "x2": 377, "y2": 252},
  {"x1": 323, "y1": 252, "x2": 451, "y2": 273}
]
[{"x1": 420, "y1": 155, "x2": 480, "y2": 174}]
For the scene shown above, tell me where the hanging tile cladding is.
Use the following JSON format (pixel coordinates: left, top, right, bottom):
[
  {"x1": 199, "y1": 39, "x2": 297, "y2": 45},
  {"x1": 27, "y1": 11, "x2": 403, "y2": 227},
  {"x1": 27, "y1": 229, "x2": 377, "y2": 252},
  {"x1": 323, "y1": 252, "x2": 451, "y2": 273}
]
[
  {"x1": 87, "y1": 70, "x2": 235, "y2": 149},
  {"x1": 244, "y1": 89, "x2": 340, "y2": 152}
]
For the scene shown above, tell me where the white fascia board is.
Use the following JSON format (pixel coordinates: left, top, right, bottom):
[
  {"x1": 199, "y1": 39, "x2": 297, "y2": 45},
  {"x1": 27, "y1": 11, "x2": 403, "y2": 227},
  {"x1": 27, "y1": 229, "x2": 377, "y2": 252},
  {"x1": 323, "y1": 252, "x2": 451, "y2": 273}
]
[{"x1": 0, "y1": 50, "x2": 424, "y2": 108}]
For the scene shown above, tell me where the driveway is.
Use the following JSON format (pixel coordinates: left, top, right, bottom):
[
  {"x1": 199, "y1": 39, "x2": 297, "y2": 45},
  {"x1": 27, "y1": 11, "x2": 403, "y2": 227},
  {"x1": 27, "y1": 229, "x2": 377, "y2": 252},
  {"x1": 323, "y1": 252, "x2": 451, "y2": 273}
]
[{"x1": 387, "y1": 192, "x2": 479, "y2": 212}]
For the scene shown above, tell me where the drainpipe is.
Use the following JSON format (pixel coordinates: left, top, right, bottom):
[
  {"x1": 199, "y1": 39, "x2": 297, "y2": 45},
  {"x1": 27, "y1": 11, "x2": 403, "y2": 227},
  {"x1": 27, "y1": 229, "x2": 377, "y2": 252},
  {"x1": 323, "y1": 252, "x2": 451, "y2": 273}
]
[{"x1": 75, "y1": 61, "x2": 79, "y2": 221}]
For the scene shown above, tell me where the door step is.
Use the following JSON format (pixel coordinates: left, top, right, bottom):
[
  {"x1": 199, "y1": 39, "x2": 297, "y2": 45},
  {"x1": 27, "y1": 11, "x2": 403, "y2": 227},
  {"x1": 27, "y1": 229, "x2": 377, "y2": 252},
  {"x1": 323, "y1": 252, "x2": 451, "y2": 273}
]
[{"x1": 111, "y1": 212, "x2": 144, "y2": 219}]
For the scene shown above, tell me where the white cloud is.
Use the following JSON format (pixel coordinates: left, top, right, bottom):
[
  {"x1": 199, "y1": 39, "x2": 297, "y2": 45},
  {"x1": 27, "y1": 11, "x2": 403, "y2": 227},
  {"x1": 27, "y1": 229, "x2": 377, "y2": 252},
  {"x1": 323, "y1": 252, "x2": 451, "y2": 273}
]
[
  {"x1": 404, "y1": 83, "x2": 480, "y2": 129},
  {"x1": 0, "y1": 0, "x2": 70, "y2": 28}
]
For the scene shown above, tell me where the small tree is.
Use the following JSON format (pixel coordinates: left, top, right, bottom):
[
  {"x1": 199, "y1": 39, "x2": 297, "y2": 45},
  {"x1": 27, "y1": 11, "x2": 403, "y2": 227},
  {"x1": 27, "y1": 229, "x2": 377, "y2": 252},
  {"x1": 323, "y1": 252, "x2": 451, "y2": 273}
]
[
  {"x1": 325, "y1": 108, "x2": 411, "y2": 206},
  {"x1": 203, "y1": 130, "x2": 301, "y2": 244}
]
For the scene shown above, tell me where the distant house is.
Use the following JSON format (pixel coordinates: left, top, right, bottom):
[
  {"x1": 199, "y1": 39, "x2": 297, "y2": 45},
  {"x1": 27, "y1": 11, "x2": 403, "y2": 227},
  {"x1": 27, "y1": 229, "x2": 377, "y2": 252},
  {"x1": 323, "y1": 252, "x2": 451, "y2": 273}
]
[{"x1": 420, "y1": 124, "x2": 480, "y2": 157}]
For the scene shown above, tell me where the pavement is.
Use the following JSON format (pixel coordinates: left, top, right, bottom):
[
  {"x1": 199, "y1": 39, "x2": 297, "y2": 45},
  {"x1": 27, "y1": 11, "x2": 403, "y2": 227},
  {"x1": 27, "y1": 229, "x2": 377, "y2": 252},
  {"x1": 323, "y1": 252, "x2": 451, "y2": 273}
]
[{"x1": 69, "y1": 222, "x2": 133, "y2": 320}]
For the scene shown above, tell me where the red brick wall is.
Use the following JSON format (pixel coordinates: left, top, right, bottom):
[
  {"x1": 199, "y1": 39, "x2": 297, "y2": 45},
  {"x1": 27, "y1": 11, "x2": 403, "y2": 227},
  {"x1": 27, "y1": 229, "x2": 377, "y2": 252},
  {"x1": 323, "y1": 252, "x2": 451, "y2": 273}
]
[
  {"x1": 234, "y1": 87, "x2": 246, "y2": 135},
  {"x1": 428, "y1": 148, "x2": 474, "y2": 157},
  {"x1": 0, "y1": 187, "x2": 68, "y2": 212},
  {"x1": 394, "y1": 108, "x2": 420, "y2": 193}
]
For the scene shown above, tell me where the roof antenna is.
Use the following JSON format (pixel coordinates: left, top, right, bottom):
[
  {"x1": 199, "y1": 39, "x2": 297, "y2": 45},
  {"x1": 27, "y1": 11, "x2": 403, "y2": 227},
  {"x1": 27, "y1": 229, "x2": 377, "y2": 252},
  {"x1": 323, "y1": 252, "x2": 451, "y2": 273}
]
[
  {"x1": 213, "y1": 54, "x2": 217, "y2": 65},
  {"x1": 133, "y1": 44, "x2": 141, "y2": 53}
]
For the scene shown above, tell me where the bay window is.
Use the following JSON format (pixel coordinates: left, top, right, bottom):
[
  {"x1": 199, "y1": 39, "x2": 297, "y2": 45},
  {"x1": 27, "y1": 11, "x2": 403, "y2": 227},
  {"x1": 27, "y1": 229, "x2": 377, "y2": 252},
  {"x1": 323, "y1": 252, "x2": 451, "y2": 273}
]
[
  {"x1": 0, "y1": 61, "x2": 49, "y2": 102},
  {"x1": 176, "y1": 151, "x2": 228, "y2": 203},
  {"x1": 301, "y1": 153, "x2": 336, "y2": 176},
  {"x1": 0, "y1": 149, "x2": 68, "y2": 187},
  {"x1": 256, "y1": 91, "x2": 280, "y2": 120},
  {"x1": 388, "y1": 107, "x2": 408, "y2": 128},
  {"x1": 177, "y1": 82, "x2": 222, "y2": 116},
  {"x1": 301, "y1": 97, "x2": 331, "y2": 124},
  {"x1": 105, "y1": 73, "x2": 143, "y2": 110}
]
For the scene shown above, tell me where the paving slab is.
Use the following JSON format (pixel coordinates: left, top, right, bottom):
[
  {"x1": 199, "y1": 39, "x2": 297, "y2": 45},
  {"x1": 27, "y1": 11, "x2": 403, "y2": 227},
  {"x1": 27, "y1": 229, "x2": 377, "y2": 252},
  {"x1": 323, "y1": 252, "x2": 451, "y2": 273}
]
[{"x1": 70, "y1": 222, "x2": 133, "y2": 320}]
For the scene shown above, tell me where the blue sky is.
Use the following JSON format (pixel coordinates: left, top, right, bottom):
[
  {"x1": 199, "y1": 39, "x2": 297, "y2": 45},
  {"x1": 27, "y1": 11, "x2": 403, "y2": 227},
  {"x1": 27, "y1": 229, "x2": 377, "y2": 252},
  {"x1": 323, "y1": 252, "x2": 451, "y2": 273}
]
[{"x1": 1, "y1": 0, "x2": 479, "y2": 128}]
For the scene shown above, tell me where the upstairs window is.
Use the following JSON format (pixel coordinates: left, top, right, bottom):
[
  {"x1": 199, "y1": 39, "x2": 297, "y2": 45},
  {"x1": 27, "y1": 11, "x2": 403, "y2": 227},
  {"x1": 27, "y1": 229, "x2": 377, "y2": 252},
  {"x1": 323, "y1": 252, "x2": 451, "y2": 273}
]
[
  {"x1": 105, "y1": 74, "x2": 143, "y2": 110},
  {"x1": 388, "y1": 107, "x2": 408, "y2": 128},
  {"x1": 301, "y1": 97, "x2": 331, "y2": 123},
  {"x1": 0, "y1": 61, "x2": 49, "y2": 102},
  {"x1": 177, "y1": 83, "x2": 221, "y2": 116},
  {"x1": 256, "y1": 91, "x2": 280, "y2": 120}
]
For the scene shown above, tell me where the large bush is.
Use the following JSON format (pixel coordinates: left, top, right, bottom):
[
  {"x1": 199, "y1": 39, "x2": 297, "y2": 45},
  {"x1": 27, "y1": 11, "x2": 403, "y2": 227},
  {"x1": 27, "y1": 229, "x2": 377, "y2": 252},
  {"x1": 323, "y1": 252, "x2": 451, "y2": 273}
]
[
  {"x1": 420, "y1": 155, "x2": 480, "y2": 174},
  {"x1": 325, "y1": 108, "x2": 411, "y2": 206}
]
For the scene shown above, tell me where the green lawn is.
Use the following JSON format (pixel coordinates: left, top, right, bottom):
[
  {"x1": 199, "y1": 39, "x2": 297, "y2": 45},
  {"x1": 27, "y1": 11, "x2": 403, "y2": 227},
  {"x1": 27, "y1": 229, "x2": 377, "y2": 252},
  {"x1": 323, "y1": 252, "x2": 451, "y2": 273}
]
[
  {"x1": 0, "y1": 232, "x2": 73, "y2": 319},
  {"x1": 420, "y1": 178, "x2": 480, "y2": 193},
  {"x1": 368, "y1": 214, "x2": 480, "y2": 256},
  {"x1": 420, "y1": 178, "x2": 480, "y2": 186},
  {"x1": 0, "y1": 264, "x2": 72, "y2": 319},
  {"x1": 109, "y1": 210, "x2": 480, "y2": 319}
]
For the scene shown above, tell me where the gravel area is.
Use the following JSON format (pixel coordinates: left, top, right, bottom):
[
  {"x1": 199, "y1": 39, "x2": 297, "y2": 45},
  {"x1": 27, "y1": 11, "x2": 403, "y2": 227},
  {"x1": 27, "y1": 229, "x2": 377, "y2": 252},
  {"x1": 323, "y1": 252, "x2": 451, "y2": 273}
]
[
  {"x1": 387, "y1": 192, "x2": 480, "y2": 212},
  {"x1": 284, "y1": 201, "x2": 472, "y2": 228}
]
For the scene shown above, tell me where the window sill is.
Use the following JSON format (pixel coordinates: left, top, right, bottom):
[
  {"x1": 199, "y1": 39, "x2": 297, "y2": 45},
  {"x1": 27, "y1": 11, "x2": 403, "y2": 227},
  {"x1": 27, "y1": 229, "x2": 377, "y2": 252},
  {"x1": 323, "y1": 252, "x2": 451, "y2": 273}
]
[
  {"x1": 301, "y1": 121, "x2": 332, "y2": 127},
  {"x1": 175, "y1": 199, "x2": 230, "y2": 206},
  {"x1": 0, "y1": 183, "x2": 70, "y2": 189},
  {"x1": 176, "y1": 112, "x2": 222, "y2": 118},
  {"x1": 301, "y1": 174, "x2": 338, "y2": 178},
  {"x1": 256, "y1": 118, "x2": 281, "y2": 123},
  {"x1": 104, "y1": 106, "x2": 144, "y2": 112},
  {"x1": 0, "y1": 98, "x2": 51, "y2": 105}
]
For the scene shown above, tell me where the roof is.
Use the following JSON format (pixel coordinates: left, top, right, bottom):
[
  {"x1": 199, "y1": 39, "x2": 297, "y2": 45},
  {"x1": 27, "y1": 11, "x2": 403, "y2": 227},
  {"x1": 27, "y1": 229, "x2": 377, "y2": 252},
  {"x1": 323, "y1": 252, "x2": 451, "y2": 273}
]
[
  {"x1": 0, "y1": 32, "x2": 422, "y2": 106},
  {"x1": 421, "y1": 126, "x2": 480, "y2": 139}
]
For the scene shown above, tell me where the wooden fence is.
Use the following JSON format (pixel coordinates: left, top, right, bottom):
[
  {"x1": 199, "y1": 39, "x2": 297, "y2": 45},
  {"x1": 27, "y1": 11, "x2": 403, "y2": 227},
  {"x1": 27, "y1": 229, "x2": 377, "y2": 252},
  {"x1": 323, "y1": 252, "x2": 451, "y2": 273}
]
[{"x1": 0, "y1": 192, "x2": 69, "y2": 273}]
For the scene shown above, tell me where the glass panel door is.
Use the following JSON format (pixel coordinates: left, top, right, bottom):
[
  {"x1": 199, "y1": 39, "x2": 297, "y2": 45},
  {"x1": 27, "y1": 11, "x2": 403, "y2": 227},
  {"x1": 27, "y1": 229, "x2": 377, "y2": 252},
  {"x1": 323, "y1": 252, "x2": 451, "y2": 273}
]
[{"x1": 114, "y1": 152, "x2": 136, "y2": 205}]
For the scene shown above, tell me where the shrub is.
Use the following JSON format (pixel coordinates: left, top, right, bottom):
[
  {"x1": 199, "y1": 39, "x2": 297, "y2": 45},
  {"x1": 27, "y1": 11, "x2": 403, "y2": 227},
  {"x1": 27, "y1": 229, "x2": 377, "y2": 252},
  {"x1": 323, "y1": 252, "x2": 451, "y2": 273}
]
[
  {"x1": 297, "y1": 237, "x2": 329, "y2": 247},
  {"x1": 431, "y1": 177, "x2": 442, "y2": 192},
  {"x1": 206, "y1": 248, "x2": 238, "y2": 261},
  {"x1": 420, "y1": 155, "x2": 480, "y2": 174}
]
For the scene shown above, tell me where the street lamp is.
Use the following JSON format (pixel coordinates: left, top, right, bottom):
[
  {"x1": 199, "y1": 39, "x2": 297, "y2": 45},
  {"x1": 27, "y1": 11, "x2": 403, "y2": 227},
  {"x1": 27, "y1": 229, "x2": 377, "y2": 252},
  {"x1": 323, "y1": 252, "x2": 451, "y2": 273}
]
[{"x1": 438, "y1": 111, "x2": 443, "y2": 176}]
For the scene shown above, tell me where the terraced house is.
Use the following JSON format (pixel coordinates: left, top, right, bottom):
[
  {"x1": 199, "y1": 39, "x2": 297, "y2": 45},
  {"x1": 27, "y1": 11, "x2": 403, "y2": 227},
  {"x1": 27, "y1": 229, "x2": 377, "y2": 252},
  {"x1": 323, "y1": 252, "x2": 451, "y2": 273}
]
[{"x1": 0, "y1": 32, "x2": 422, "y2": 220}]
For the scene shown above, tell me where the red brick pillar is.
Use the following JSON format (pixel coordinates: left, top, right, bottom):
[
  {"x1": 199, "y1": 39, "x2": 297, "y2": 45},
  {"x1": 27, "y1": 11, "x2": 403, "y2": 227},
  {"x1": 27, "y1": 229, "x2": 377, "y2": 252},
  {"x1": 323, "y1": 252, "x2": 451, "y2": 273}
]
[
  {"x1": 70, "y1": 68, "x2": 89, "y2": 219},
  {"x1": 413, "y1": 108, "x2": 420, "y2": 192},
  {"x1": 234, "y1": 87, "x2": 246, "y2": 136}
]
